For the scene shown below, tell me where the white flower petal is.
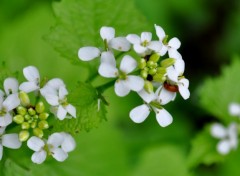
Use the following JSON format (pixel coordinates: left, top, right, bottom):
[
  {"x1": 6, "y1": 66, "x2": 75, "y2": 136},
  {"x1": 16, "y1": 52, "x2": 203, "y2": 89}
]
[
  {"x1": 109, "y1": 37, "x2": 131, "y2": 51},
  {"x1": 19, "y1": 82, "x2": 39, "y2": 93},
  {"x1": 217, "y1": 140, "x2": 231, "y2": 155},
  {"x1": 228, "y1": 123, "x2": 238, "y2": 148},
  {"x1": 65, "y1": 104, "x2": 76, "y2": 118},
  {"x1": 78, "y1": 46, "x2": 101, "y2": 61},
  {"x1": 40, "y1": 86, "x2": 57, "y2": 97},
  {"x1": 2, "y1": 134, "x2": 21, "y2": 149},
  {"x1": 0, "y1": 145, "x2": 3, "y2": 160},
  {"x1": 48, "y1": 133, "x2": 64, "y2": 147},
  {"x1": 156, "y1": 86, "x2": 176, "y2": 105},
  {"x1": 168, "y1": 49, "x2": 182, "y2": 60},
  {"x1": 126, "y1": 34, "x2": 141, "y2": 44},
  {"x1": 133, "y1": 44, "x2": 147, "y2": 55},
  {"x1": 130, "y1": 104, "x2": 150, "y2": 123},
  {"x1": 98, "y1": 63, "x2": 118, "y2": 78},
  {"x1": 141, "y1": 32, "x2": 152, "y2": 43},
  {"x1": 23, "y1": 66, "x2": 40, "y2": 82},
  {"x1": 100, "y1": 51, "x2": 116, "y2": 66},
  {"x1": 114, "y1": 80, "x2": 130, "y2": 97},
  {"x1": 159, "y1": 45, "x2": 168, "y2": 56},
  {"x1": 210, "y1": 123, "x2": 227, "y2": 139},
  {"x1": 0, "y1": 127, "x2": 6, "y2": 135},
  {"x1": 154, "y1": 24, "x2": 165, "y2": 41},
  {"x1": 137, "y1": 89, "x2": 157, "y2": 104},
  {"x1": 3, "y1": 94, "x2": 20, "y2": 111},
  {"x1": 178, "y1": 81, "x2": 190, "y2": 100},
  {"x1": 4, "y1": 78, "x2": 18, "y2": 95},
  {"x1": 174, "y1": 58, "x2": 185, "y2": 75},
  {"x1": 0, "y1": 113, "x2": 12, "y2": 127},
  {"x1": 167, "y1": 67, "x2": 178, "y2": 83},
  {"x1": 100, "y1": 26, "x2": 115, "y2": 41},
  {"x1": 57, "y1": 105, "x2": 68, "y2": 120},
  {"x1": 154, "y1": 108, "x2": 173, "y2": 127},
  {"x1": 31, "y1": 150, "x2": 47, "y2": 164},
  {"x1": 124, "y1": 75, "x2": 144, "y2": 92},
  {"x1": 46, "y1": 78, "x2": 65, "y2": 89},
  {"x1": 120, "y1": 55, "x2": 137, "y2": 74},
  {"x1": 168, "y1": 37, "x2": 181, "y2": 49},
  {"x1": 229, "y1": 103, "x2": 240, "y2": 116},
  {"x1": 61, "y1": 133, "x2": 76, "y2": 152},
  {"x1": 52, "y1": 148, "x2": 68, "y2": 162},
  {"x1": 44, "y1": 94, "x2": 59, "y2": 106},
  {"x1": 27, "y1": 136, "x2": 45, "y2": 152},
  {"x1": 148, "y1": 41, "x2": 162, "y2": 52},
  {"x1": 59, "y1": 86, "x2": 68, "y2": 100}
]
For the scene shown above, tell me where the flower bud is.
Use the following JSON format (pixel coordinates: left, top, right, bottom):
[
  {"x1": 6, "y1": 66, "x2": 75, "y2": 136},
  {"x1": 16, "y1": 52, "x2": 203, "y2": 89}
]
[
  {"x1": 28, "y1": 108, "x2": 36, "y2": 116},
  {"x1": 31, "y1": 121, "x2": 37, "y2": 128},
  {"x1": 140, "y1": 70, "x2": 148, "y2": 79},
  {"x1": 13, "y1": 115, "x2": 24, "y2": 124},
  {"x1": 39, "y1": 113, "x2": 49, "y2": 120},
  {"x1": 38, "y1": 120, "x2": 49, "y2": 129},
  {"x1": 33, "y1": 115, "x2": 38, "y2": 120},
  {"x1": 149, "y1": 68, "x2": 157, "y2": 75},
  {"x1": 149, "y1": 53, "x2": 160, "y2": 62},
  {"x1": 33, "y1": 128, "x2": 44, "y2": 138},
  {"x1": 139, "y1": 59, "x2": 146, "y2": 69},
  {"x1": 153, "y1": 74, "x2": 166, "y2": 83},
  {"x1": 156, "y1": 67, "x2": 166, "y2": 74},
  {"x1": 36, "y1": 102, "x2": 45, "y2": 114},
  {"x1": 144, "y1": 81, "x2": 153, "y2": 93},
  {"x1": 24, "y1": 114, "x2": 31, "y2": 120},
  {"x1": 17, "y1": 106, "x2": 27, "y2": 116},
  {"x1": 161, "y1": 58, "x2": 175, "y2": 68},
  {"x1": 147, "y1": 60, "x2": 155, "y2": 68},
  {"x1": 21, "y1": 122, "x2": 30, "y2": 129},
  {"x1": 19, "y1": 91, "x2": 30, "y2": 107},
  {"x1": 19, "y1": 130, "x2": 30, "y2": 142}
]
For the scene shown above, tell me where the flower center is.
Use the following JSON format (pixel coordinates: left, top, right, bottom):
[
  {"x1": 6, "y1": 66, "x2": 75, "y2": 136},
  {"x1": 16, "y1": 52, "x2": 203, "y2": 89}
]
[{"x1": 118, "y1": 70, "x2": 127, "y2": 80}]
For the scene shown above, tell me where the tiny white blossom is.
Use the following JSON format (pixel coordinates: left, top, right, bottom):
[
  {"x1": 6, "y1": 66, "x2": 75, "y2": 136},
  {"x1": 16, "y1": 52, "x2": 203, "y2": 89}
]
[
  {"x1": 229, "y1": 102, "x2": 240, "y2": 117},
  {"x1": 40, "y1": 79, "x2": 76, "y2": 120},
  {"x1": 154, "y1": 24, "x2": 181, "y2": 57},
  {"x1": 4, "y1": 78, "x2": 19, "y2": 96},
  {"x1": 78, "y1": 26, "x2": 130, "y2": 61},
  {"x1": 98, "y1": 52, "x2": 144, "y2": 96},
  {"x1": 19, "y1": 66, "x2": 40, "y2": 93},
  {"x1": 126, "y1": 32, "x2": 162, "y2": 56},
  {"x1": 210, "y1": 123, "x2": 238, "y2": 155},
  {"x1": 0, "y1": 127, "x2": 22, "y2": 160},
  {"x1": 27, "y1": 132, "x2": 72, "y2": 164}
]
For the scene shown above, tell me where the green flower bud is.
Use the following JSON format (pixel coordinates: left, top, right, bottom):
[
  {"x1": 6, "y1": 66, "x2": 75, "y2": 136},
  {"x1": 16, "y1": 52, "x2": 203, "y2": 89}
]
[
  {"x1": 149, "y1": 68, "x2": 157, "y2": 75},
  {"x1": 156, "y1": 67, "x2": 166, "y2": 74},
  {"x1": 144, "y1": 81, "x2": 153, "y2": 93},
  {"x1": 33, "y1": 128, "x2": 44, "y2": 138},
  {"x1": 149, "y1": 53, "x2": 160, "y2": 62},
  {"x1": 28, "y1": 108, "x2": 36, "y2": 116},
  {"x1": 39, "y1": 113, "x2": 49, "y2": 120},
  {"x1": 161, "y1": 58, "x2": 175, "y2": 68},
  {"x1": 31, "y1": 121, "x2": 37, "y2": 128},
  {"x1": 13, "y1": 115, "x2": 24, "y2": 124},
  {"x1": 33, "y1": 115, "x2": 38, "y2": 120},
  {"x1": 35, "y1": 102, "x2": 45, "y2": 114},
  {"x1": 38, "y1": 120, "x2": 49, "y2": 129},
  {"x1": 153, "y1": 74, "x2": 166, "y2": 83},
  {"x1": 19, "y1": 130, "x2": 30, "y2": 142},
  {"x1": 24, "y1": 114, "x2": 31, "y2": 120},
  {"x1": 17, "y1": 106, "x2": 27, "y2": 116},
  {"x1": 143, "y1": 67, "x2": 149, "y2": 71},
  {"x1": 19, "y1": 91, "x2": 30, "y2": 107},
  {"x1": 28, "y1": 119, "x2": 34, "y2": 124},
  {"x1": 139, "y1": 59, "x2": 147, "y2": 69},
  {"x1": 147, "y1": 60, "x2": 155, "y2": 68},
  {"x1": 140, "y1": 70, "x2": 148, "y2": 79},
  {"x1": 21, "y1": 122, "x2": 30, "y2": 129}
]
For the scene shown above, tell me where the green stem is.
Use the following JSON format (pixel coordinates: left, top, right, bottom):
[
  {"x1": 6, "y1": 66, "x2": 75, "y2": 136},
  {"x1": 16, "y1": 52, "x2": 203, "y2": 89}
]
[{"x1": 96, "y1": 79, "x2": 116, "y2": 94}]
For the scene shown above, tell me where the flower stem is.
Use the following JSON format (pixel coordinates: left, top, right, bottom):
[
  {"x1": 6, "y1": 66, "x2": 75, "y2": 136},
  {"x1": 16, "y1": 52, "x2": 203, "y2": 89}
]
[{"x1": 96, "y1": 79, "x2": 116, "y2": 94}]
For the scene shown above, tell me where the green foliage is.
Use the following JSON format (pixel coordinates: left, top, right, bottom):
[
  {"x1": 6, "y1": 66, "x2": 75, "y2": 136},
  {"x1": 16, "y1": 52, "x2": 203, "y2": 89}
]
[
  {"x1": 45, "y1": 0, "x2": 150, "y2": 65},
  {"x1": 52, "y1": 82, "x2": 107, "y2": 133},
  {"x1": 187, "y1": 125, "x2": 224, "y2": 169},
  {"x1": 0, "y1": 62, "x2": 18, "y2": 90},
  {"x1": 198, "y1": 58, "x2": 240, "y2": 124}
]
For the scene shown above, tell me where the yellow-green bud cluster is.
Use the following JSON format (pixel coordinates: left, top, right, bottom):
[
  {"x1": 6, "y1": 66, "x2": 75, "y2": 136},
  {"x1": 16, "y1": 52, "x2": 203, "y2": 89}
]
[{"x1": 13, "y1": 101, "x2": 49, "y2": 142}]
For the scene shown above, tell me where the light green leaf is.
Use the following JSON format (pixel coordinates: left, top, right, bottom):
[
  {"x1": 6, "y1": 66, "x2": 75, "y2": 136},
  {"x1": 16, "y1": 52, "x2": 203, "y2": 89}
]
[
  {"x1": 3, "y1": 159, "x2": 31, "y2": 176},
  {"x1": 52, "y1": 82, "x2": 107, "y2": 133},
  {"x1": 198, "y1": 58, "x2": 240, "y2": 124},
  {"x1": 187, "y1": 125, "x2": 225, "y2": 169},
  {"x1": 45, "y1": 0, "x2": 150, "y2": 64}
]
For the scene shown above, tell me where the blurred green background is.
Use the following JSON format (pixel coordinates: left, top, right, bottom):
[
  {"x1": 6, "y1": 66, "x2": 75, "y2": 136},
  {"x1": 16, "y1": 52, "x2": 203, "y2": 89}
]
[{"x1": 0, "y1": 0, "x2": 240, "y2": 175}]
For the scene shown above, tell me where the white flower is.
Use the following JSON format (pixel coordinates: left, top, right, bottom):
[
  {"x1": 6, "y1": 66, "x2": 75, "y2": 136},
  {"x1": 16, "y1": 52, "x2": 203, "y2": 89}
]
[
  {"x1": 154, "y1": 24, "x2": 181, "y2": 57},
  {"x1": 40, "y1": 79, "x2": 76, "y2": 120},
  {"x1": 4, "y1": 78, "x2": 19, "y2": 96},
  {"x1": 98, "y1": 52, "x2": 144, "y2": 96},
  {"x1": 126, "y1": 32, "x2": 162, "y2": 56},
  {"x1": 78, "y1": 26, "x2": 130, "y2": 61},
  {"x1": 27, "y1": 132, "x2": 73, "y2": 164},
  {"x1": 229, "y1": 102, "x2": 240, "y2": 116},
  {"x1": 19, "y1": 66, "x2": 40, "y2": 93},
  {"x1": 0, "y1": 127, "x2": 22, "y2": 160},
  {"x1": 0, "y1": 93, "x2": 20, "y2": 127},
  {"x1": 210, "y1": 123, "x2": 238, "y2": 155},
  {"x1": 130, "y1": 89, "x2": 173, "y2": 127},
  {"x1": 60, "y1": 132, "x2": 76, "y2": 153}
]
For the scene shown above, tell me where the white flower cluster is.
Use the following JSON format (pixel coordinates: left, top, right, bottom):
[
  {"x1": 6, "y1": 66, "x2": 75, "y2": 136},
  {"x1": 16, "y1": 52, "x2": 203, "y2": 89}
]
[
  {"x1": 210, "y1": 102, "x2": 240, "y2": 155},
  {"x1": 0, "y1": 66, "x2": 76, "y2": 164},
  {"x1": 78, "y1": 25, "x2": 190, "y2": 127}
]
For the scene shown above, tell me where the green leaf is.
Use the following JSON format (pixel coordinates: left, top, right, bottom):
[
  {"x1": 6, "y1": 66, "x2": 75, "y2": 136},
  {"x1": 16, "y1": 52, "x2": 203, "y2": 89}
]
[
  {"x1": 131, "y1": 145, "x2": 193, "y2": 176},
  {"x1": 52, "y1": 82, "x2": 107, "y2": 133},
  {"x1": 45, "y1": 0, "x2": 150, "y2": 65},
  {"x1": 198, "y1": 57, "x2": 240, "y2": 124},
  {"x1": 2, "y1": 159, "x2": 31, "y2": 176},
  {"x1": 187, "y1": 125, "x2": 225, "y2": 169}
]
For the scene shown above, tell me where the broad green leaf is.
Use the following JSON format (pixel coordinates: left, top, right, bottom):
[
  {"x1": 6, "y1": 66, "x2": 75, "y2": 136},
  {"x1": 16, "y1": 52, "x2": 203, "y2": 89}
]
[
  {"x1": 52, "y1": 82, "x2": 107, "y2": 133},
  {"x1": 198, "y1": 58, "x2": 240, "y2": 124},
  {"x1": 131, "y1": 145, "x2": 193, "y2": 176},
  {"x1": 45, "y1": 0, "x2": 150, "y2": 64},
  {"x1": 187, "y1": 125, "x2": 224, "y2": 169},
  {"x1": 3, "y1": 159, "x2": 31, "y2": 176}
]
